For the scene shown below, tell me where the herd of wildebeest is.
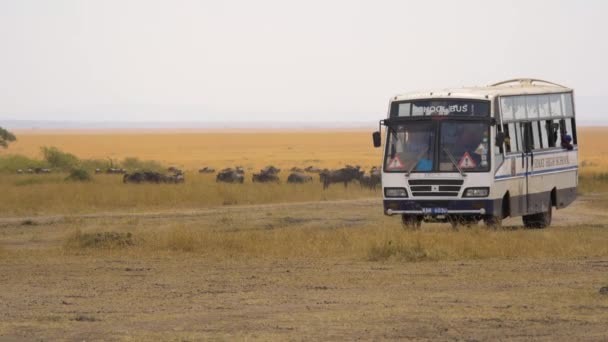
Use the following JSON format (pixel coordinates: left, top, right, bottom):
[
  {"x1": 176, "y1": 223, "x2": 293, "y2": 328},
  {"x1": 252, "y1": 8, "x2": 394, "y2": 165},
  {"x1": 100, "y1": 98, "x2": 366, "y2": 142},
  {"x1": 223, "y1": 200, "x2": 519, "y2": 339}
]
[{"x1": 15, "y1": 164, "x2": 382, "y2": 190}]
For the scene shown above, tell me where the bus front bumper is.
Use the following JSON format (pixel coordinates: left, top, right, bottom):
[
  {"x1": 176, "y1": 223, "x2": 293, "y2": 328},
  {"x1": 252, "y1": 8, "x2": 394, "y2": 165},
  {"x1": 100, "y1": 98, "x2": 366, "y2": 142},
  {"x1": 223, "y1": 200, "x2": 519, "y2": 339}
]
[{"x1": 383, "y1": 199, "x2": 496, "y2": 216}]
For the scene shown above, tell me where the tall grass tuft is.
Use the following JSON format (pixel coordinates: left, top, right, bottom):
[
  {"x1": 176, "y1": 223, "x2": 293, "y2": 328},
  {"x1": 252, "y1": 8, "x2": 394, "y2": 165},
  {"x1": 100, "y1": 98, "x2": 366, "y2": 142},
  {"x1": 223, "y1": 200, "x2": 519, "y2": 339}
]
[
  {"x1": 368, "y1": 239, "x2": 436, "y2": 262},
  {"x1": 65, "y1": 168, "x2": 92, "y2": 182},
  {"x1": 64, "y1": 230, "x2": 134, "y2": 250}
]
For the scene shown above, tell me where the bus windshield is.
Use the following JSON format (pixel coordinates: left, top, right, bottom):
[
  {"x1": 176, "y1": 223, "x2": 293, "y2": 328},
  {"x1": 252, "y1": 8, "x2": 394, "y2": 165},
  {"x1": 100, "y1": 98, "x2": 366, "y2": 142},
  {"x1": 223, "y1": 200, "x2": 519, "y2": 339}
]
[{"x1": 384, "y1": 121, "x2": 490, "y2": 172}]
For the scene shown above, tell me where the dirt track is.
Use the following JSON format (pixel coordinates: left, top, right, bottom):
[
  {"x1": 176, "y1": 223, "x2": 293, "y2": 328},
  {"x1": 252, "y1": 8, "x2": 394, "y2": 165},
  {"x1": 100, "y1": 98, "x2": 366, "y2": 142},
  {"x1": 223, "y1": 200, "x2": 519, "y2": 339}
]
[
  {"x1": 0, "y1": 192, "x2": 605, "y2": 229},
  {"x1": 1, "y1": 195, "x2": 608, "y2": 341}
]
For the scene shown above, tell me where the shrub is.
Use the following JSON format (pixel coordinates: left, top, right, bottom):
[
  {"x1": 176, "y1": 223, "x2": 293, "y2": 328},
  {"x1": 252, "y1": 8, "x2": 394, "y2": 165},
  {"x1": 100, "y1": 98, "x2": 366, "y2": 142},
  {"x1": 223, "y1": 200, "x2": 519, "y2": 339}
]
[
  {"x1": 41, "y1": 146, "x2": 79, "y2": 170},
  {"x1": 65, "y1": 168, "x2": 92, "y2": 182}
]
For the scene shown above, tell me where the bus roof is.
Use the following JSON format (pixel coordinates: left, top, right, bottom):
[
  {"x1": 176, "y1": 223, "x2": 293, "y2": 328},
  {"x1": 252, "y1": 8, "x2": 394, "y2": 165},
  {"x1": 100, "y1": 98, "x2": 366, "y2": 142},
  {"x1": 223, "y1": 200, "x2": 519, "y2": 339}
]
[{"x1": 392, "y1": 78, "x2": 573, "y2": 102}]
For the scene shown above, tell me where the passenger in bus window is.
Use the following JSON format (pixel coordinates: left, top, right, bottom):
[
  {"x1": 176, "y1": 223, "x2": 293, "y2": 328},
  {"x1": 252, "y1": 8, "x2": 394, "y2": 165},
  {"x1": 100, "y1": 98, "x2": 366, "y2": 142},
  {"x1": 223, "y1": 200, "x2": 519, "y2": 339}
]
[
  {"x1": 415, "y1": 149, "x2": 433, "y2": 171},
  {"x1": 561, "y1": 133, "x2": 574, "y2": 150},
  {"x1": 504, "y1": 135, "x2": 511, "y2": 153}
]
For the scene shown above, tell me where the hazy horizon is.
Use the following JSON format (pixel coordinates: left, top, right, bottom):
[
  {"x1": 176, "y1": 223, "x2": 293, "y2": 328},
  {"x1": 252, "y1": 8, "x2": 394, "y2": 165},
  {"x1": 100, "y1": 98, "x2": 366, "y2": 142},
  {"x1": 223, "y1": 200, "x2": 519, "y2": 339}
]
[{"x1": 1, "y1": 1, "x2": 607, "y2": 124}]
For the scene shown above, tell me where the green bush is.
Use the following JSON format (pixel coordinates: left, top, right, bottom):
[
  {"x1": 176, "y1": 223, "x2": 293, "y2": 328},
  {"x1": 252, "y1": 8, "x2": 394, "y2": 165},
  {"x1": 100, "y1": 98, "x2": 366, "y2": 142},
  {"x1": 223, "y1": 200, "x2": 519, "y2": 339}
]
[
  {"x1": 65, "y1": 168, "x2": 92, "y2": 182},
  {"x1": 41, "y1": 146, "x2": 79, "y2": 170}
]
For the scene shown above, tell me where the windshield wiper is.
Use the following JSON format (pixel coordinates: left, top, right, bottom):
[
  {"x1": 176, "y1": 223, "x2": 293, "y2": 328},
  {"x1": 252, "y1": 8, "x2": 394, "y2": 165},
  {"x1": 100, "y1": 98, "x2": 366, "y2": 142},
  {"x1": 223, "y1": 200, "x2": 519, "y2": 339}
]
[
  {"x1": 406, "y1": 147, "x2": 429, "y2": 177},
  {"x1": 442, "y1": 147, "x2": 467, "y2": 177}
]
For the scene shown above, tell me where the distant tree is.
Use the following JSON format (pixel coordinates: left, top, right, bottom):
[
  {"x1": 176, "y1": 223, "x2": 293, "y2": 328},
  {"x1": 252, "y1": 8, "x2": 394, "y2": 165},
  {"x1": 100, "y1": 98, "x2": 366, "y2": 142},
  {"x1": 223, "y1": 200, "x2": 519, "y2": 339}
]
[{"x1": 0, "y1": 127, "x2": 16, "y2": 148}]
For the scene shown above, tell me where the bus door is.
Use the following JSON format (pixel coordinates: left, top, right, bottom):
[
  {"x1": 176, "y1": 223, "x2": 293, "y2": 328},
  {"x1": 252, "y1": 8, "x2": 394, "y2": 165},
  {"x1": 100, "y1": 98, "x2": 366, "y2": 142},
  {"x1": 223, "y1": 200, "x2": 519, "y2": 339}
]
[{"x1": 520, "y1": 122, "x2": 534, "y2": 214}]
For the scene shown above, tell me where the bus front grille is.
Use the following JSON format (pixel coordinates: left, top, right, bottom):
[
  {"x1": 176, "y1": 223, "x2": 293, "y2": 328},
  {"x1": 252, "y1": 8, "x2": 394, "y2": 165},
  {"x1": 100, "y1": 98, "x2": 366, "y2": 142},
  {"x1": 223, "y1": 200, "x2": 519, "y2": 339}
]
[{"x1": 408, "y1": 179, "x2": 463, "y2": 197}]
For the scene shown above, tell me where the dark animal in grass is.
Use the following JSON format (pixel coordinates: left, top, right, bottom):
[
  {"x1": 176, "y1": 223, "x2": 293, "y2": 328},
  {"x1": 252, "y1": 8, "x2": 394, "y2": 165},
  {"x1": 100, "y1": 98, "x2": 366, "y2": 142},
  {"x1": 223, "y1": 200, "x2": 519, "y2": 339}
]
[
  {"x1": 198, "y1": 167, "x2": 216, "y2": 173},
  {"x1": 287, "y1": 172, "x2": 313, "y2": 184},
  {"x1": 252, "y1": 172, "x2": 280, "y2": 183},
  {"x1": 123, "y1": 172, "x2": 166, "y2": 184},
  {"x1": 260, "y1": 165, "x2": 280, "y2": 175},
  {"x1": 216, "y1": 168, "x2": 245, "y2": 183},
  {"x1": 319, "y1": 165, "x2": 363, "y2": 190},
  {"x1": 360, "y1": 168, "x2": 381, "y2": 190},
  {"x1": 290, "y1": 167, "x2": 304, "y2": 172}
]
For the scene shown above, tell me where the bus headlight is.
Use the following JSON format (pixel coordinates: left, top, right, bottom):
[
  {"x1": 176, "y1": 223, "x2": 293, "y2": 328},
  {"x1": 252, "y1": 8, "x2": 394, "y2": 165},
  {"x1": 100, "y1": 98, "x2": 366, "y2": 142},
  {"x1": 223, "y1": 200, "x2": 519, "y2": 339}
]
[
  {"x1": 463, "y1": 187, "x2": 489, "y2": 198},
  {"x1": 384, "y1": 188, "x2": 408, "y2": 198}
]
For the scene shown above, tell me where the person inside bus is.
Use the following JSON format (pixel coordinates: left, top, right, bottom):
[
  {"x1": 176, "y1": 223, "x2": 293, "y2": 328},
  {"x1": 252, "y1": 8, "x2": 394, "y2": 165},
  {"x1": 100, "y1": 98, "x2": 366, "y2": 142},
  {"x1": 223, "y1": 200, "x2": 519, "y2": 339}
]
[
  {"x1": 415, "y1": 149, "x2": 433, "y2": 171},
  {"x1": 561, "y1": 133, "x2": 574, "y2": 150}
]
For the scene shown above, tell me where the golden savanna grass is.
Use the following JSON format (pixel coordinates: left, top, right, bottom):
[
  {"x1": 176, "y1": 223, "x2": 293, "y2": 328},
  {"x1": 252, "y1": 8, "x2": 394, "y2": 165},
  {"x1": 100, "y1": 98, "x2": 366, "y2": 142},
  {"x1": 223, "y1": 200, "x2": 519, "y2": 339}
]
[
  {"x1": 1, "y1": 127, "x2": 606, "y2": 215},
  {"x1": 7, "y1": 129, "x2": 381, "y2": 170},
  {"x1": 62, "y1": 222, "x2": 608, "y2": 261},
  {"x1": 3, "y1": 129, "x2": 608, "y2": 340}
]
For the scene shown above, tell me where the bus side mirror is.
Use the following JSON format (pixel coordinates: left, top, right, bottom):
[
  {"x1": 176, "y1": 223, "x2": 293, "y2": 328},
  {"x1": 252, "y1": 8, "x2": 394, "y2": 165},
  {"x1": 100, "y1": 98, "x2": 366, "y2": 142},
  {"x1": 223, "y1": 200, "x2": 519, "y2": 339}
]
[
  {"x1": 372, "y1": 131, "x2": 381, "y2": 148},
  {"x1": 495, "y1": 132, "x2": 506, "y2": 147}
]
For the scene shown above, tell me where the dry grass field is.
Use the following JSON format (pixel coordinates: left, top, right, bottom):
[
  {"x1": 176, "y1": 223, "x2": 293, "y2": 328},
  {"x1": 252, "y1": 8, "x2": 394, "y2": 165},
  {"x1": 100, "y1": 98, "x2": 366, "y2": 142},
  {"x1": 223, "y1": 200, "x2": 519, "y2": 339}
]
[
  {"x1": 1, "y1": 128, "x2": 608, "y2": 340},
  {"x1": 7, "y1": 129, "x2": 381, "y2": 171}
]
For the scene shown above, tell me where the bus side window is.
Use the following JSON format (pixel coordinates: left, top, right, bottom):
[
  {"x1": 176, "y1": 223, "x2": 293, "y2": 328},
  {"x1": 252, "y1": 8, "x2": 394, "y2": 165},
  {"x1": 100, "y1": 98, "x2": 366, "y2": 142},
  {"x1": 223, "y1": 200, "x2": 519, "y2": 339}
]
[
  {"x1": 511, "y1": 123, "x2": 521, "y2": 152},
  {"x1": 539, "y1": 120, "x2": 549, "y2": 149},
  {"x1": 546, "y1": 119, "x2": 559, "y2": 147},
  {"x1": 522, "y1": 122, "x2": 534, "y2": 153},
  {"x1": 531, "y1": 121, "x2": 541, "y2": 150},
  {"x1": 499, "y1": 124, "x2": 511, "y2": 154},
  {"x1": 564, "y1": 118, "x2": 576, "y2": 145}
]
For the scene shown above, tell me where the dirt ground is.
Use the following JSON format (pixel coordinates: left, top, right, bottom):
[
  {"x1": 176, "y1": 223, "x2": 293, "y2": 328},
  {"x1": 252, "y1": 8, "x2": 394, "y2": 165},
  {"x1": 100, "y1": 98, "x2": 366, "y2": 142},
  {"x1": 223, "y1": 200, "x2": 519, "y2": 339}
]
[{"x1": 1, "y1": 196, "x2": 608, "y2": 341}]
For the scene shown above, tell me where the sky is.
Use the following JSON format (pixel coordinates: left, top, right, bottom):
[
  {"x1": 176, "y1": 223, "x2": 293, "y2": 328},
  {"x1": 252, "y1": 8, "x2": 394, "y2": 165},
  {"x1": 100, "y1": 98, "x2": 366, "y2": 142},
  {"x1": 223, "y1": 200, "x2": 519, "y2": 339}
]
[{"x1": 0, "y1": 0, "x2": 607, "y2": 125}]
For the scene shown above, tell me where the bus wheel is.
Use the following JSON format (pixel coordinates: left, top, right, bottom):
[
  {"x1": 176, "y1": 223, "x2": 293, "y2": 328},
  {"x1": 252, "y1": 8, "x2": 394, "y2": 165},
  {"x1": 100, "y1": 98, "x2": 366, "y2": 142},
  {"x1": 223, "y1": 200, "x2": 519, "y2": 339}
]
[
  {"x1": 401, "y1": 215, "x2": 421, "y2": 230},
  {"x1": 484, "y1": 215, "x2": 502, "y2": 229},
  {"x1": 522, "y1": 205, "x2": 552, "y2": 229}
]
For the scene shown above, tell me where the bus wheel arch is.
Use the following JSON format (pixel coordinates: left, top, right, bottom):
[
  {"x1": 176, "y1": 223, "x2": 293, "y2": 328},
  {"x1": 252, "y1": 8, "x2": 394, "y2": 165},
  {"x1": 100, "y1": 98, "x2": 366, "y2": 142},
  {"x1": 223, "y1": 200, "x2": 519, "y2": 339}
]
[
  {"x1": 501, "y1": 192, "x2": 511, "y2": 219},
  {"x1": 551, "y1": 187, "x2": 557, "y2": 208}
]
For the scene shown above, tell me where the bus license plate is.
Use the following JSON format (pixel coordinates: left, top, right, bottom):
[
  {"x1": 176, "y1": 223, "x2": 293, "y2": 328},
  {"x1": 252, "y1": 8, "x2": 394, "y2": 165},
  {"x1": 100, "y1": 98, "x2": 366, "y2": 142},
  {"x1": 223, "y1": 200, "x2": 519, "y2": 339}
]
[{"x1": 422, "y1": 208, "x2": 448, "y2": 215}]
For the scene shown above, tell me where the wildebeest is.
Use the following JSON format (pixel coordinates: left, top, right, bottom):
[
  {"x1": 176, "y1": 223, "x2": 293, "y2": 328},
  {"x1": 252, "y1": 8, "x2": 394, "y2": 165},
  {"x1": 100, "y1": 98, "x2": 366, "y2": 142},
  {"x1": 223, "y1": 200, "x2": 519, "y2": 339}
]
[
  {"x1": 25, "y1": 168, "x2": 34, "y2": 174},
  {"x1": 34, "y1": 168, "x2": 52, "y2": 174},
  {"x1": 252, "y1": 172, "x2": 280, "y2": 183},
  {"x1": 164, "y1": 172, "x2": 185, "y2": 184},
  {"x1": 260, "y1": 165, "x2": 280, "y2": 175},
  {"x1": 252, "y1": 166, "x2": 281, "y2": 183},
  {"x1": 360, "y1": 168, "x2": 381, "y2": 190},
  {"x1": 290, "y1": 167, "x2": 305, "y2": 172},
  {"x1": 198, "y1": 167, "x2": 216, "y2": 173},
  {"x1": 216, "y1": 168, "x2": 245, "y2": 183},
  {"x1": 287, "y1": 172, "x2": 313, "y2": 184},
  {"x1": 319, "y1": 165, "x2": 363, "y2": 189},
  {"x1": 123, "y1": 172, "x2": 160, "y2": 184}
]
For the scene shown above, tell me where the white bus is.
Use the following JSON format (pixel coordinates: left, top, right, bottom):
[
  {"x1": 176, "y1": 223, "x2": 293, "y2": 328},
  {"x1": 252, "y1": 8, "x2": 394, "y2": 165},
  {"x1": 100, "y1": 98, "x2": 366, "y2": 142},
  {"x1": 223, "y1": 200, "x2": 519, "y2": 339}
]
[{"x1": 372, "y1": 79, "x2": 578, "y2": 229}]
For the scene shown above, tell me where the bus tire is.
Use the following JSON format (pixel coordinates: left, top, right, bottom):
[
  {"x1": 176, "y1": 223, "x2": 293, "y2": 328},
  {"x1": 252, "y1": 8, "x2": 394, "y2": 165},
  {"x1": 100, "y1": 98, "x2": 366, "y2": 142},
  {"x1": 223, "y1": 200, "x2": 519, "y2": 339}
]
[
  {"x1": 522, "y1": 204, "x2": 552, "y2": 229},
  {"x1": 401, "y1": 215, "x2": 421, "y2": 230}
]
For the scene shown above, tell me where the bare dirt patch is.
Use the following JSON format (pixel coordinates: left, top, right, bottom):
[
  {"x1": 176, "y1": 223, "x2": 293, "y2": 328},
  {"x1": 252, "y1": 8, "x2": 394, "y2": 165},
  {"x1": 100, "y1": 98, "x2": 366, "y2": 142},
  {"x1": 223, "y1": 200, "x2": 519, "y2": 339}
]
[{"x1": 1, "y1": 196, "x2": 608, "y2": 340}]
